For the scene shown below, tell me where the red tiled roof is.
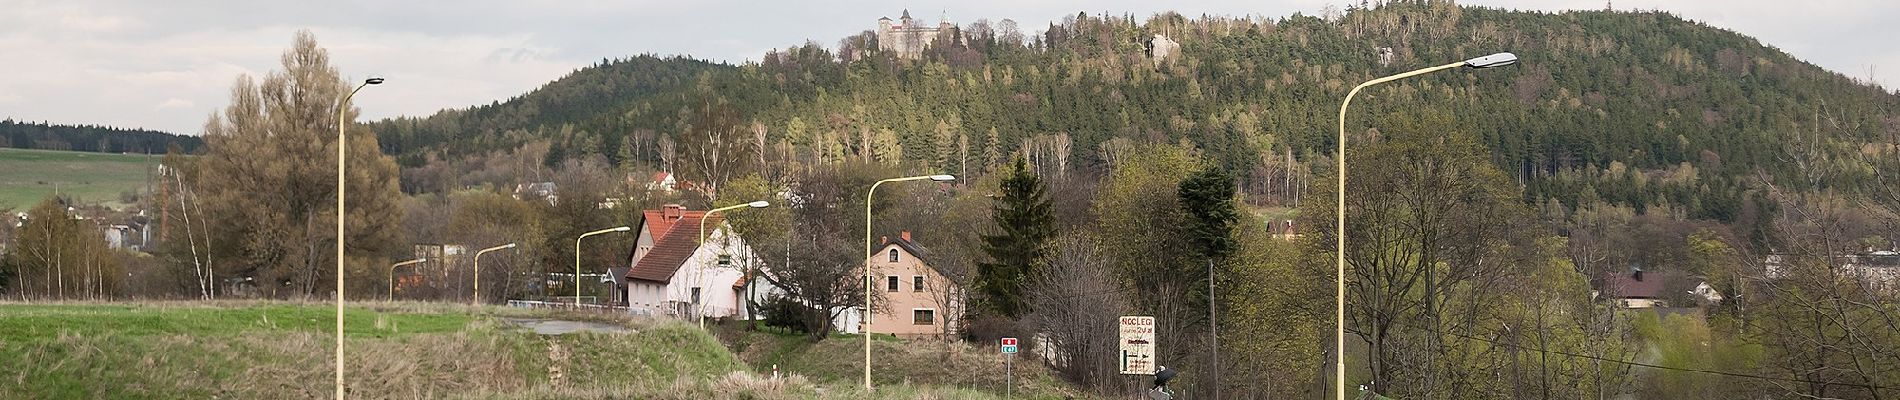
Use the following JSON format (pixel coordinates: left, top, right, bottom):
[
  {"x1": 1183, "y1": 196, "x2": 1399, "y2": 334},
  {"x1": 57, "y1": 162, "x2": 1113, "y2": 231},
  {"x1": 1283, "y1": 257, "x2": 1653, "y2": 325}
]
[
  {"x1": 651, "y1": 172, "x2": 671, "y2": 183},
  {"x1": 626, "y1": 210, "x2": 723, "y2": 284}
]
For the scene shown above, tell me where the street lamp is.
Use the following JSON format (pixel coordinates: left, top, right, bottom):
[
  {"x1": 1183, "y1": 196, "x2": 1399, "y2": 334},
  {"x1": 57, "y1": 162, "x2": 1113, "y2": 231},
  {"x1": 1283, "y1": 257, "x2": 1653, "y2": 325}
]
[
  {"x1": 575, "y1": 226, "x2": 632, "y2": 308},
  {"x1": 335, "y1": 75, "x2": 382, "y2": 400},
  {"x1": 386, "y1": 258, "x2": 427, "y2": 301},
  {"x1": 1333, "y1": 52, "x2": 1515, "y2": 399},
  {"x1": 473, "y1": 243, "x2": 518, "y2": 305},
  {"x1": 698, "y1": 200, "x2": 770, "y2": 328},
  {"x1": 864, "y1": 174, "x2": 954, "y2": 389}
]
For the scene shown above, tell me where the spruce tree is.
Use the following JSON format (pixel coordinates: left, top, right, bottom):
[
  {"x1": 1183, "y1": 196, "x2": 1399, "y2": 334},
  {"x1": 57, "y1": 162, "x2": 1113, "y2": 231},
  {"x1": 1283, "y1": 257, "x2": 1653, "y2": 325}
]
[
  {"x1": 1179, "y1": 165, "x2": 1239, "y2": 262},
  {"x1": 977, "y1": 157, "x2": 1056, "y2": 318}
]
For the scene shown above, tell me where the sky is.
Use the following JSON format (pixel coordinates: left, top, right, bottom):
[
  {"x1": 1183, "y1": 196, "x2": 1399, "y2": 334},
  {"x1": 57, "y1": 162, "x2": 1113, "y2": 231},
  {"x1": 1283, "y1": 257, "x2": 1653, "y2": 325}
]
[{"x1": 1, "y1": 0, "x2": 1895, "y2": 135}]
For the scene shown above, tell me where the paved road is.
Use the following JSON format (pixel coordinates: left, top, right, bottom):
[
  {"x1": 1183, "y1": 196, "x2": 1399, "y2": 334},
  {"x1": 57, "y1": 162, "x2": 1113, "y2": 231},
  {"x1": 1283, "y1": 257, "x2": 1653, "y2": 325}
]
[{"x1": 501, "y1": 318, "x2": 634, "y2": 335}]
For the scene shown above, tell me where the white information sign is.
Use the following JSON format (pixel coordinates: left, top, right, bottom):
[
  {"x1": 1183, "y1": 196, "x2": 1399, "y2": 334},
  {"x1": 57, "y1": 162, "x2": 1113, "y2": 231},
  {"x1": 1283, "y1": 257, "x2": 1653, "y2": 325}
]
[{"x1": 1118, "y1": 315, "x2": 1157, "y2": 375}]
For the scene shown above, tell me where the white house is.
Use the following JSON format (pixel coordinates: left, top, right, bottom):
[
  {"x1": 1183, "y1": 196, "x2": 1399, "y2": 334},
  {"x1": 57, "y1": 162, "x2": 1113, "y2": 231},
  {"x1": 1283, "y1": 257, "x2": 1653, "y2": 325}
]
[
  {"x1": 1691, "y1": 281, "x2": 1724, "y2": 304},
  {"x1": 646, "y1": 172, "x2": 678, "y2": 193},
  {"x1": 617, "y1": 204, "x2": 779, "y2": 320}
]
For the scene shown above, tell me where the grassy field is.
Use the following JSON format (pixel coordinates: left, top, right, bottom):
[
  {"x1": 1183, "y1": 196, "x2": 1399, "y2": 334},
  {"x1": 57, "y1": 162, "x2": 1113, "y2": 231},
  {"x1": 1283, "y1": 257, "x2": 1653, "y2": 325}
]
[
  {"x1": 718, "y1": 325, "x2": 1086, "y2": 399},
  {"x1": 0, "y1": 148, "x2": 160, "y2": 210},
  {"x1": 0, "y1": 301, "x2": 1052, "y2": 399}
]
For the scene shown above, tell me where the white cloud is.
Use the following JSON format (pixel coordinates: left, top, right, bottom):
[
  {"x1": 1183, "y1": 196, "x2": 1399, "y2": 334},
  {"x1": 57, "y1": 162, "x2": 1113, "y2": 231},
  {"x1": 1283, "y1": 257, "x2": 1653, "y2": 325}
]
[
  {"x1": 154, "y1": 98, "x2": 194, "y2": 110},
  {"x1": 58, "y1": 12, "x2": 138, "y2": 32}
]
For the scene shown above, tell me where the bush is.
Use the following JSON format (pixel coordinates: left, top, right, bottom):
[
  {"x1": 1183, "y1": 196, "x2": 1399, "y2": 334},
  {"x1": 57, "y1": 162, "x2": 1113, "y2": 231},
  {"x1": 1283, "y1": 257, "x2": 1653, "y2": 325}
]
[
  {"x1": 759, "y1": 295, "x2": 810, "y2": 333},
  {"x1": 960, "y1": 314, "x2": 1025, "y2": 346}
]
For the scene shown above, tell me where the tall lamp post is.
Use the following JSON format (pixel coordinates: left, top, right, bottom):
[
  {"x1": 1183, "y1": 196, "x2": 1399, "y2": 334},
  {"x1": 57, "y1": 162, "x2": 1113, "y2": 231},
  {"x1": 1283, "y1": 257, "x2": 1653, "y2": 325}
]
[
  {"x1": 575, "y1": 226, "x2": 632, "y2": 308},
  {"x1": 698, "y1": 201, "x2": 770, "y2": 328},
  {"x1": 1333, "y1": 52, "x2": 1515, "y2": 399},
  {"x1": 335, "y1": 75, "x2": 382, "y2": 400},
  {"x1": 473, "y1": 242, "x2": 517, "y2": 305},
  {"x1": 863, "y1": 174, "x2": 955, "y2": 389},
  {"x1": 386, "y1": 258, "x2": 427, "y2": 301}
]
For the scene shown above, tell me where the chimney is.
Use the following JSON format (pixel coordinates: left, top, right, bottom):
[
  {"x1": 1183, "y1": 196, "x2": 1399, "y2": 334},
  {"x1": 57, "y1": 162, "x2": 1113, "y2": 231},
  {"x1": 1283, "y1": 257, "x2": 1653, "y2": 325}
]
[
  {"x1": 880, "y1": 236, "x2": 889, "y2": 245},
  {"x1": 900, "y1": 230, "x2": 912, "y2": 243},
  {"x1": 662, "y1": 204, "x2": 685, "y2": 220},
  {"x1": 1632, "y1": 267, "x2": 1645, "y2": 282}
]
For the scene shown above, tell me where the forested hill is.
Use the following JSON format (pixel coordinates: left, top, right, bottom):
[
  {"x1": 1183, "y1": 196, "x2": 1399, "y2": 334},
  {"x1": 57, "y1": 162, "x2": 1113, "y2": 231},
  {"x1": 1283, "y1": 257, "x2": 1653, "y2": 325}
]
[
  {"x1": 1, "y1": 119, "x2": 201, "y2": 154},
  {"x1": 369, "y1": 56, "x2": 723, "y2": 164},
  {"x1": 371, "y1": 2, "x2": 1900, "y2": 217}
]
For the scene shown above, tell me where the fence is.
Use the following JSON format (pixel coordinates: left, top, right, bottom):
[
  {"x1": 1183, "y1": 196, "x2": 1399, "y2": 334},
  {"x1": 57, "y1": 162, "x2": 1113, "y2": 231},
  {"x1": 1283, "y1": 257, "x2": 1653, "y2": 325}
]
[{"x1": 504, "y1": 299, "x2": 745, "y2": 320}]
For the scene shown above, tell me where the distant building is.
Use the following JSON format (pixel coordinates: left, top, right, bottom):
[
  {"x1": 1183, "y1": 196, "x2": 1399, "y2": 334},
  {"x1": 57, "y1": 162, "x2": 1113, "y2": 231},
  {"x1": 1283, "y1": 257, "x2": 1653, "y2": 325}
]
[
  {"x1": 646, "y1": 172, "x2": 678, "y2": 193},
  {"x1": 1766, "y1": 250, "x2": 1900, "y2": 292},
  {"x1": 1149, "y1": 34, "x2": 1180, "y2": 66},
  {"x1": 104, "y1": 224, "x2": 135, "y2": 250},
  {"x1": 877, "y1": 9, "x2": 957, "y2": 60},
  {"x1": 1691, "y1": 281, "x2": 1724, "y2": 304},
  {"x1": 402, "y1": 244, "x2": 468, "y2": 293},
  {"x1": 1598, "y1": 267, "x2": 1669, "y2": 308},
  {"x1": 513, "y1": 182, "x2": 557, "y2": 205}
]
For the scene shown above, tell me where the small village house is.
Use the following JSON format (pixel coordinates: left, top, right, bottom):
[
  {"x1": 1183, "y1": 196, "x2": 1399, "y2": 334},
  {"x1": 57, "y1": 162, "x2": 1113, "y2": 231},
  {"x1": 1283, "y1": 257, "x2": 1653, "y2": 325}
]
[
  {"x1": 1598, "y1": 267, "x2": 1669, "y2": 308},
  {"x1": 618, "y1": 204, "x2": 775, "y2": 320},
  {"x1": 836, "y1": 231, "x2": 964, "y2": 339}
]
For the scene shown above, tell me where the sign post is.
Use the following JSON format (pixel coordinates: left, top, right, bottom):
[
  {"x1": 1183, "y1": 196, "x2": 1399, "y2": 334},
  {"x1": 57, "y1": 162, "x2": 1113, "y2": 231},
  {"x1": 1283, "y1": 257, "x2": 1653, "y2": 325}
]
[
  {"x1": 1001, "y1": 337, "x2": 1018, "y2": 398},
  {"x1": 1119, "y1": 316, "x2": 1157, "y2": 375}
]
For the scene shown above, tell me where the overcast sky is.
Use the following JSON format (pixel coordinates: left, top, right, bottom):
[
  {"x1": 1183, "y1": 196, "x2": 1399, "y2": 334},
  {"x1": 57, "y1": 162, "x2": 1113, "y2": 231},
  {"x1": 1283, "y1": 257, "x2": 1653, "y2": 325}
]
[{"x1": 2, "y1": 0, "x2": 1895, "y2": 135}]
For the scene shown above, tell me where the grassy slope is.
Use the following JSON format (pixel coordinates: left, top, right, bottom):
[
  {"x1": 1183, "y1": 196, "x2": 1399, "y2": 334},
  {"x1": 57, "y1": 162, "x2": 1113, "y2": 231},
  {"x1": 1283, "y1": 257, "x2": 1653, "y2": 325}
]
[
  {"x1": 0, "y1": 148, "x2": 158, "y2": 210},
  {"x1": 719, "y1": 326, "x2": 1087, "y2": 399},
  {"x1": 0, "y1": 301, "x2": 1034, "y2": 399}
]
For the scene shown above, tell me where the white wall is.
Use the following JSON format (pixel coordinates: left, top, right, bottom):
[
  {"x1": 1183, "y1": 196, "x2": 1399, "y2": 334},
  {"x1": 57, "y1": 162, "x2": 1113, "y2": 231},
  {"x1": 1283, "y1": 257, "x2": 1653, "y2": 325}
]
[
  {"x1": 834, "y1": 306, "x2": 863, "y2": 334},
  {"x1": 623, "y1": 226, "x2": 769, "y2": 319}
]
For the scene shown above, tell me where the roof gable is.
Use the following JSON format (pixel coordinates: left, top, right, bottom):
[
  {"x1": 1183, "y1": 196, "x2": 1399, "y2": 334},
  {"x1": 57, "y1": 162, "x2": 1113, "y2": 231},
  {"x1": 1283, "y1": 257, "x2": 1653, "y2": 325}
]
[
  {"x1": 626, "y1": 210, "x2": 724, "y2": 283},
  {"x1": 869, "y1": 235, "x2": 949, "y2": 276}
]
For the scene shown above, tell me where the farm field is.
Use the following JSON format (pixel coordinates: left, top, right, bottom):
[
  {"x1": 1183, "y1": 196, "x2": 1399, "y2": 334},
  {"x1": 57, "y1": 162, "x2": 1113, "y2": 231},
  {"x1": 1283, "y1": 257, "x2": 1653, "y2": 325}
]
[{"x1": 0, "y1": 148, "x2": 159, "y2": 210}]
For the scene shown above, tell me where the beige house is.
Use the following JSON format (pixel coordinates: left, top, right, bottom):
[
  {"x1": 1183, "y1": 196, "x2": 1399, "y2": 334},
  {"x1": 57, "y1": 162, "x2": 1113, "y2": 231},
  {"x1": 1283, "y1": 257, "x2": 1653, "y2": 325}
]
[{"x1": 842, "y1": 231, "x2": 963, "y2": 339}]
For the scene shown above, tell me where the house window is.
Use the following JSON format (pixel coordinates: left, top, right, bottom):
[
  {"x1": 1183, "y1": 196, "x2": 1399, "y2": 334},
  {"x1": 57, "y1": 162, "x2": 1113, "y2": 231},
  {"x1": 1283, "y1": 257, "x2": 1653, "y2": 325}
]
[
  {"x1": 718, "y1": 254, "x2": 732, "y2": 268},
  {"x1": 913, "y1": 309, "x2": 935, "y2": 325},
  {"x1": 691, "y1": 287, "x2": 701, "y2": 304},
  {"x1": 913, "y1": 276, "x2": 925, "y2": 292},
  {"x1": 887, "y1": 276, "x2": 899, "y2": 292},
  {"x1": 889, "y1": 249, "x2": 899, "y2": 262}
]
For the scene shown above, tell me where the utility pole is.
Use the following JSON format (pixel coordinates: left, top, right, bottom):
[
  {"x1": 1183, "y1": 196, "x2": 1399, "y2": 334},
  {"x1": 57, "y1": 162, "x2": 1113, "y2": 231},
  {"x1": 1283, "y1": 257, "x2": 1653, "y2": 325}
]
[{"x1": 1209, "y1": 258, "x2": 1220, "y2": 399}]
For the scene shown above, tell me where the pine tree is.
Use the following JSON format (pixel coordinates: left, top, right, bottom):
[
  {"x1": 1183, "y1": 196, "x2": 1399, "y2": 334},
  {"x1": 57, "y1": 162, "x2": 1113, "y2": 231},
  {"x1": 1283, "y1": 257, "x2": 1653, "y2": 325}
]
[
  {"x1": 983, "y1": 127, "x2": 1001, "y2": 171},
  {"x1": 976, "y1": 157, "x2": 1056, "y2": 317}
]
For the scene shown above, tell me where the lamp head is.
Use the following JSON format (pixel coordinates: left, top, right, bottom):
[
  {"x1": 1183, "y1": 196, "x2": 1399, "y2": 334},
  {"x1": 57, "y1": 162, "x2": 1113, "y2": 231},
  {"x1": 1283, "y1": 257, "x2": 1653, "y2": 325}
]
[
  {"x1": 365, "y1": 76, "x2": 386, "y2": 85},
  {"x1": 610, "y1": 226, "x2": 631, "y2": 232},
  {"x1": 746, "y1": 200, "x2": 770, "y2": 208},
  {"x1": 928, "y1": 174, "x2": 957, "y2": 182},
  {"x1": 502, "y1": 243, "x2": 518, "y2": 249},
  {"x1": 1462, "y1": 52, "x2": 1518, "y2": 69}
]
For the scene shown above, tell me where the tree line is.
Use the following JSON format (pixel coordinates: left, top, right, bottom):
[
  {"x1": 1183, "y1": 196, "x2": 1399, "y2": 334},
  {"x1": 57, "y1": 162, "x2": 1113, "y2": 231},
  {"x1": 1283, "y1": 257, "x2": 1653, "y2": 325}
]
[{"x1": 0, "y1": 119, "x2": 202, "y2": 154}]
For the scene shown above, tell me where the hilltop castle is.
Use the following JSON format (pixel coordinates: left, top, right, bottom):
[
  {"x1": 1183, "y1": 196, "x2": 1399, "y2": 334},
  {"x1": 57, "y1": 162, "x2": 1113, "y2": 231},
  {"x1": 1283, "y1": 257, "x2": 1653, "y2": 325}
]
[{"x1": 876, "y1": 9, "x2": 957, "y2": 60}]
